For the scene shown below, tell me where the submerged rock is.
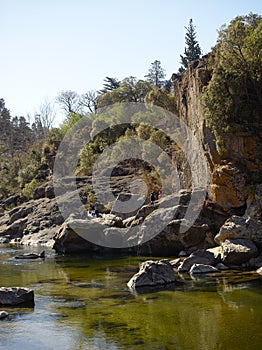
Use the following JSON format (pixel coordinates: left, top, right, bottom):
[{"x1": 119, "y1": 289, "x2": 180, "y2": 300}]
[
  {"x1": 127, "y1": 260, "x2": 175, "y2": 289},
  {"x1": 15, "y1": 251, "x2": 45, "y2": 259},
  {"x1": 0, "y1": 287, "x2": 34, "y2": 306}
]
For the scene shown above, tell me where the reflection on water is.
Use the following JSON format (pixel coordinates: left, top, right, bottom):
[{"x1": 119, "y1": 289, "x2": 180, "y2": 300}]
[{"x1": 0, "y1": 246, "x2": 261, "y2": 350}]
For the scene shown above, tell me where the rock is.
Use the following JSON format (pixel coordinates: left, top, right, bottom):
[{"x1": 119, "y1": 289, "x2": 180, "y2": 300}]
[
  {"x1": 216, "y1": 263, "x2": 229, "y2": 270},
  {"x1": 8, "y1": 206, "x2": 33, "y2": 224},
  {"x1": 127, "y1": 260, "x2": 175, "y2": 289},
  {"x1": 221, "y1": 238, "x2": 258, "y2": 265},
  {"x1": 215, "y1": 215, "x2": 262, "y2": 246},
  {"x1": 136, "y1": 204, "x2": 211, "y2": 256},
  {"x1": 256, "y1": 267, "x2": 262, "y2": 275},
  {"x1": 170, "y1": 258, "x2": 181, "y2": 267},
  {"x1": 53, "y1": 218, "x2": 130, "y2": 253},
  {"x1": 100, "y1": 214, "x2": 124, "y2": 228},
  {"x1": 123, "y1": 216, "x2": 136, "y2": 227},
  {"x1": 190, "y1": 264, "x2": 219, "y2": 274},
  {"x1": 179, "y1": 251, "x2": 187, "y2": 257},
  {"x1": 178, "y1": 249, "x2": 215, "y2": 273},
  {"x1": 0, "y1": 287, "x2": 34, "y2": 306},
  {"x1": 0, "y1": 197, "x2": 65, "y2": 247},
  {"x1": 211, "y1": 163, "x2": 248, "y2": 211},
  {"x1": 248, "y1": 253, "x2": 262, "y2": 268},
  {"x1": 4, "y1": 218, "x2": 28, "y2": 238},
  {"x1": 206, "y1": 246, "x2": 222, "y2": 263},
  {"x1": 0, "y1": 311, "x2": 8, "y2": 319},
  {"x1": 1, "y1": 194, "x2": 22, "y2": 209},
  {"x1": 15, "y1": 251, "x2": 45, "y2": 259},
  {"x1": 245, "y1": 184, "x2": 262, "y2": 220},
  {"x1": 33, "y1": 184, "x2": 46, "y2": 200}
]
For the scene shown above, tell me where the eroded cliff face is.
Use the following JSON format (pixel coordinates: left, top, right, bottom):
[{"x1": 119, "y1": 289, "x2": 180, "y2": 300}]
[{"x1": 172, "y1": 56, "x2": 262, "y2": 212}]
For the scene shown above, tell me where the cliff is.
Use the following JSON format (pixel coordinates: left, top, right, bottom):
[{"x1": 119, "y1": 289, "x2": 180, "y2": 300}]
[{"x1": 172, "y1": 56, "x2": 262, "y2": 213}]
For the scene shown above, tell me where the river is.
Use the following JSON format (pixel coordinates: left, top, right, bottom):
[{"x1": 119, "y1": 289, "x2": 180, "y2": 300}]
[{"x1": 0, "y1": 246, "x2": 261, "y2": 350}]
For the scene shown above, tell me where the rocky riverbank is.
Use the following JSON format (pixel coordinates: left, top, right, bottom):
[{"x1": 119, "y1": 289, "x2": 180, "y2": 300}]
[{"x1": 0, "y1": 175, "x2": 261, "y2": 272}]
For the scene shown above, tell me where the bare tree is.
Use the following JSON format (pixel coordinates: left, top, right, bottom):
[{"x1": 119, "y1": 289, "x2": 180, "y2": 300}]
[
  {"x1": 39, "y1": 99, "x2": 56, "y2": 131},
  {"x1": 56, "y1": 90, "x2": 81, "y2": 115},
  {"x1": 80, "y1": 90, "x2": 98, "y2": 113}
]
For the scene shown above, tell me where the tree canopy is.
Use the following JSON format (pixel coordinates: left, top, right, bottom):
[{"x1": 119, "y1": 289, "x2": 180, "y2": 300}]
[{"x1": 202, "y1": 13, "x2": 262, "y2": 152}]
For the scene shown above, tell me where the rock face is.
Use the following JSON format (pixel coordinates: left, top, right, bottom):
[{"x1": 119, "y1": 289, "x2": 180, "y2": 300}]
[
  {"x1": 0, "y1": 287, "x2": 34, "y2": 306},
  {"x1": 127, "y1": 260, "x2": 175, "y2": 289},
  {"x1": 172, "y1": 57, "x2": 262, "y2": 212},
  {"x1": 221, "y1": 238, "x2": 258, "y2": 265}
]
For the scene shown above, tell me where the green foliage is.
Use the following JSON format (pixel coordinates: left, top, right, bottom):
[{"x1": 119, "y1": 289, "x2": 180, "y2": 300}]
[
  {"x1": 202, "y1": 13, "x2": 262, "y2": 153},
  {"x1": 96, "y1": 77, "x2": 153, "y2": 109},
  {"x1": 179, "y1": 19, "x2": 202, "y2": 73},
  {"x1": 145, "y1": 87, "x2": 177, "y2": 113},
  {"x1": 21, "y1": 179, "x2": 40, "y2": 199}
]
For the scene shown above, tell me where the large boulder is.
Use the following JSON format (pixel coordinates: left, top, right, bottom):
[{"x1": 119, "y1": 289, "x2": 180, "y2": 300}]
[
  {"x1": 215, "y1": 215, "x2": 262, "y2": 247},
  {"x1": 221, "y1": 238, "x2": 258, "y2": 265},
  {"x1": 53, "y1": 218, "x2": 130, "y2": 254},
  {"x1": 0, "y1": 287, "x2": 34, "y2": 306},
  {"x1": 127, "y1": 260, "x2": 175, "y2": 289}
]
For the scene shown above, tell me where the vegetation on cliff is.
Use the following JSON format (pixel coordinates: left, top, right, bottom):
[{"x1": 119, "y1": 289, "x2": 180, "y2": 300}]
[{"x1": 202, "y1": 13, "x2": 262, "y2": 153}]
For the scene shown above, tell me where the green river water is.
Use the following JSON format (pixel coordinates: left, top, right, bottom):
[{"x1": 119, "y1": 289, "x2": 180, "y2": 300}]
[{"x1": 0, "y1": 246, "x2": 261, "y2": 350}]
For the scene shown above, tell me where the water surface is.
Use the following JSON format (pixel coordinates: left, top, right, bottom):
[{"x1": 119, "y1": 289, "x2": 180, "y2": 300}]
[{"x1": 0, "y1": 246, "x2": 261, "y2": 350}]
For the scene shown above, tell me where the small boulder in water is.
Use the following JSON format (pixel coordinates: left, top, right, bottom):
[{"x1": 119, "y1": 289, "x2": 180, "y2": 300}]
[
  {"x1": 15, "y1": 251, "x2": 45, "y2": 260},
  {"x1": 127, "y1": 260, "x2": 175, "y2": 290},
  {"x1": 0, "y1": 287, "x2": 34, "y2": 306}
]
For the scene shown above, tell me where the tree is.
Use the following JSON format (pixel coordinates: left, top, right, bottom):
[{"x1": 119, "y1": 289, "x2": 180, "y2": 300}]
[
  {"x1": 96, "y1": 77, "x2": 153, "y2": 109},
  {"x1": 38, "y1": 99, "x2": 56, "y2": 133},
  {"x1": 99, "y1": 77, "x2": 120, "y2": 94},
  {"x1": 179, "y1": 19, "x2": 202, "y2": 73},
  {"x1": 56, "y1": 90, "x2": 81, "y2": 115},
  {"x1": 202, "y1": 13, "x2": 262, "y2": 152},
  {"x1": 145, "y1": 87, "x2": 177, "y2": 113},
  {"x1": 144, "y1": 60, "x2": 166, "y2": 88},
  {"x1": 80, "y1": 90, "x2": 98, "y2": 113}
]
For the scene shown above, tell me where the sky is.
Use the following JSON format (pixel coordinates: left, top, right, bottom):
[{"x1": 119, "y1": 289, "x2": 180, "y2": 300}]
[{"x1": 1, "y1": 0, "x2": 262, "y2": 125}]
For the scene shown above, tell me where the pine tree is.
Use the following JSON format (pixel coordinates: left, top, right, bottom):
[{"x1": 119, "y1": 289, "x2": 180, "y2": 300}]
[
  {"x1": 179, "y1": 19, "x2": 202, "y2": 73},
  {"x1": 144, "y1": 60, "x2": 166, "y2": 88}
]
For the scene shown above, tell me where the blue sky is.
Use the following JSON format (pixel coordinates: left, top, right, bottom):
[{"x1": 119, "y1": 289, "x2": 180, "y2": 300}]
[{"x1": 1, "y1": 0, "x2": 262, "y2": 124}]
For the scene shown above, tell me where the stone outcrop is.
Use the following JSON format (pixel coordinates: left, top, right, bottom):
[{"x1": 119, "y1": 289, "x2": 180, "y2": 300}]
[
  {"x1": 0, "y1": 197, "x2": 64, "y2": 247},
  {"x1": 127, "y1": 260, "x2": 175, "y2": 289},
  {"x1": 0, "y1": 287, "x2": 34, "y2": 306}
]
